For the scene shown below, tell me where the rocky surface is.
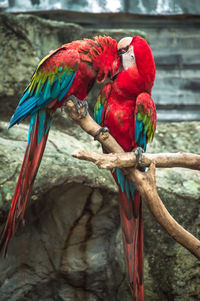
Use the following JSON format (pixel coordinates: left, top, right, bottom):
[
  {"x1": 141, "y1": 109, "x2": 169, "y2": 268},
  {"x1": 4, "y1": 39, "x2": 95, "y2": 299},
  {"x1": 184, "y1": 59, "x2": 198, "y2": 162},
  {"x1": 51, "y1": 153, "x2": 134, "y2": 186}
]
[
  {"x1": 0, "y1": 119, "x2": 200, "y2": 301},
  {"x1": 0, "y1": 12, "x2": 200, "y2": 301}
]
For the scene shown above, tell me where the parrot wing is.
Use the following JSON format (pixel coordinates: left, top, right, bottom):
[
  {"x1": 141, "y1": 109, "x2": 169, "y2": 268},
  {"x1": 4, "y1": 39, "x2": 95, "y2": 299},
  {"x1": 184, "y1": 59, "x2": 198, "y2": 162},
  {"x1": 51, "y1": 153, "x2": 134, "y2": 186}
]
[
  {"x1": 94, "y1": 82, "x2": 112, "y2": 125},
  {"x1": 134, "y1": 92, "x2": 157, "y2": 151},
  {"x1": 9, "y1": 47, "x2": 80, "y2": 128}
]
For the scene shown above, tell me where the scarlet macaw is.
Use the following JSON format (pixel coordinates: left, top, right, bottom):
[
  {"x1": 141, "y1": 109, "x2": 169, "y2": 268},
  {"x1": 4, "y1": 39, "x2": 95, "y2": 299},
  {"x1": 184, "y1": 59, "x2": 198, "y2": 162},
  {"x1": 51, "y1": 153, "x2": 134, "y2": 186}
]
[
  {"x1": 0, "y1": 36, "x2": 120, "y2": 255},
  {"x1": 94, "y1": 36, "x2": 157, "y2": 300}
]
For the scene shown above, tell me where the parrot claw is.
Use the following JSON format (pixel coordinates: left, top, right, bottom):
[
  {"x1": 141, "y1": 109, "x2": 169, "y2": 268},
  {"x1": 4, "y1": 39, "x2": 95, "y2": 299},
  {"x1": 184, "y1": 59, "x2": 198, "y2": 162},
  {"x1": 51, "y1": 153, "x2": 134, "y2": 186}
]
[
  {"x1": 67, "y1": 95, "x2": 88, "y2": 119},
  {"x1": 94, "y1": 127, "x2": 110, "y2": 140},
  {"x1": 132, "y1": 147, "x2": 144, "y2": 166}
]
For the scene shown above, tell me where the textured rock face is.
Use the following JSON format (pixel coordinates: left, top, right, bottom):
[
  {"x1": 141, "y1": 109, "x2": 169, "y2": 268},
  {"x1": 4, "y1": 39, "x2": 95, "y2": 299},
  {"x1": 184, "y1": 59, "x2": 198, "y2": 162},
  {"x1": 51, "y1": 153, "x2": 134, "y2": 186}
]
[
  {"x1": 144, "y1": 122, "x2": 200, "y2": 301},
  {"x1": 0, "y1": 12, "x2": 199, "y2": 301},
  {"x1": 0, "y1": 120, "x2": 128, "y2": 301},
  {"x1": 0, "y1": 119, "x2": 200, "y2": 301}
]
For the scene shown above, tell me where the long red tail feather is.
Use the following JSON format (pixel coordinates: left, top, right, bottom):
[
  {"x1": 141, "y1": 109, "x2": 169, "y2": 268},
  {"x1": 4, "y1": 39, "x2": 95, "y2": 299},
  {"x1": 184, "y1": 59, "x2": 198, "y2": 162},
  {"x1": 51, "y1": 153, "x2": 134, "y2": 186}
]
[
  {"x1": 113, "y1": 171, "x2": 144, "y2": 300},
  {"x1": 0, "y1": 112, "x2": 51, "y2": 255}
]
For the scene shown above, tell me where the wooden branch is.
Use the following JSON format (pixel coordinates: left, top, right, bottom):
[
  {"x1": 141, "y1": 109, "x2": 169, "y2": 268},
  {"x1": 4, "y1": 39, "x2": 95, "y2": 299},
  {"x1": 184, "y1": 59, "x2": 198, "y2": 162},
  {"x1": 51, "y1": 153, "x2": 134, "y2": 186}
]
[
  {"x1": 129, "y1": 164, "x2": 200, "y2": 260},
  {"x1": 65, "y1": 100, "x2": 200, "y2": 259},
  {"x1": 65, "y1": 100, "x2": 124, "y2": 153},
  {"x1": 72, "y1": 150, "x2": 200, "y2": 170}
]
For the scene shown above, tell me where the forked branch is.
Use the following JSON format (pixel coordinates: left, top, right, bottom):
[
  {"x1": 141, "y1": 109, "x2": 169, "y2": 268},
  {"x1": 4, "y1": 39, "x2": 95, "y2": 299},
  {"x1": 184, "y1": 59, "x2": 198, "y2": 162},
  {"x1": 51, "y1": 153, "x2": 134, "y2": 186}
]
[{"x1": 65, "y1": 100, "x2": 200, "y2": 259}]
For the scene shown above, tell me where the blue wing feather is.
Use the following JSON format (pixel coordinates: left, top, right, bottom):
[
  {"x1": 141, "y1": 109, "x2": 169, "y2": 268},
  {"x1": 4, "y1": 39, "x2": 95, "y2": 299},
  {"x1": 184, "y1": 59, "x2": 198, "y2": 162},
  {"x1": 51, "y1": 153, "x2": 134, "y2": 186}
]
[
  {"x1": 94, "y1": 82, "x2": 112, "y2": 125},
  {"x1": 8, "y1": 69, "x2": 77, "y2": 129},
  {"x1": 135, "y1": 116, "x2": 147, "y2": 151},
  {"x1": 42, "y1": 79, "x2": 51, "y2": 101},
  {"x1": 58, "y1": 72, "x2": 76, "y2": 101},
  {"x1": 9, "y1": 47, "x2": 80, "y2": 129}
]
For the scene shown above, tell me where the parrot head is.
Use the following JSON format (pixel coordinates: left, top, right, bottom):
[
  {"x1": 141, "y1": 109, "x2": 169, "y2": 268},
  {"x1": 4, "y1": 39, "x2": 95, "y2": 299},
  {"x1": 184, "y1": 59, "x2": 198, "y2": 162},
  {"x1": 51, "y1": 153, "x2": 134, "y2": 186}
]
[
  {"x1": 117, "y1": 36, "x2": 156, "y2": 85},
  {"x1": 91, "y1": 36, "x2": 121, "y2": 83}
]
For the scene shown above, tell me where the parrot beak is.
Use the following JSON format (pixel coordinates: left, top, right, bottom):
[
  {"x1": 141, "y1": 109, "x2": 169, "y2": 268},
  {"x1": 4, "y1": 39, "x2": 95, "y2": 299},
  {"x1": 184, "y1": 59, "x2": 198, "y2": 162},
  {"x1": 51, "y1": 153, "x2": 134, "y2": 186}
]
[
  {"x1": 110, "y1": 57, "x2": 121, "y2": 80},
  {"x1": 111, "y1": 64, "x2": 123, "y2": 80},
  {"x1": 117, "y1": 37, "x2": 133, "y2": 52}
]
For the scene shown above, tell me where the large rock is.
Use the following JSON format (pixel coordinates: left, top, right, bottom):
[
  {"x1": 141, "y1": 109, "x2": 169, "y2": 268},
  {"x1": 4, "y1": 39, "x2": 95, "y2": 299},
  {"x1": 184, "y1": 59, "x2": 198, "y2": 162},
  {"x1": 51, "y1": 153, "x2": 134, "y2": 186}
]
[
  {"x1": 0, "y1": 119, "x2": 128, "y2": 301},
  {"x1": 0, "y1": 13, "x2": 39, "y2": 116},
  {"x1": 145, "y1": 121, "x2": 200, "y2": 300},
  {"x1": 0, "y1": 119, "x2": 200, "y2": 301}
]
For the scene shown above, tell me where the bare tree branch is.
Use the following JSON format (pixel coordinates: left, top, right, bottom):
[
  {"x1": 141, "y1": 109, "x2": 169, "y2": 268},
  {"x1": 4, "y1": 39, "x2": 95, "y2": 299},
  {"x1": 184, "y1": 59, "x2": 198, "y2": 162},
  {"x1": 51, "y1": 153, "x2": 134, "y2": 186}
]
[
  {"x1": 72, "y1": 150, "x2": 200, "y2": 170},
  {"x1": 65, "y1": 100, "x2": 200, "y2": 260}
]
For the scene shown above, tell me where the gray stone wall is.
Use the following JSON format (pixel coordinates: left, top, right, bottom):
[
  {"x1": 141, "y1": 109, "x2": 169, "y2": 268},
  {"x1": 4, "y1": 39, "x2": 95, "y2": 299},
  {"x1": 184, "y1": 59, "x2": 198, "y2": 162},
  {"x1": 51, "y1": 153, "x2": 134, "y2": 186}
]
[{"x1": 2, "y1": 0, "x2": 200, "y2": 15}]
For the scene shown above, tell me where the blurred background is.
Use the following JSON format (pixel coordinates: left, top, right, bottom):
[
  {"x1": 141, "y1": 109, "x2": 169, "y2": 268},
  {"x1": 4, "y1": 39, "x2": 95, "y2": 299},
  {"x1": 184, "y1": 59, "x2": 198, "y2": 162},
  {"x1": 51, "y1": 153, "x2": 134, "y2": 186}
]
[
  {"x1": 1, "y1": 0, "x2": 200, "y2": 121},
  {"x1": 0, "y1": 1, "x2": 199, "y2": 301}
]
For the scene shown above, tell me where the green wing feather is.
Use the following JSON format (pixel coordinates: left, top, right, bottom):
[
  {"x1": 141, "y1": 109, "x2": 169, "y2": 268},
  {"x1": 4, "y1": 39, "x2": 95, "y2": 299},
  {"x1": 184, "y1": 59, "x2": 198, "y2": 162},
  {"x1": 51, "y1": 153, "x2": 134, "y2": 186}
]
[
  {"x1": 9, "y1": 48, "x2": 80, "y2": 128},
  {"x1": 135, "y1": 92, "x2": 157, "y2": 150},
  {"x1": 94, "y1": 82, "x2": 112, "y2": 125},
  {"x1": 19, "y1": 48, "x2": 80, "y2": 107}
]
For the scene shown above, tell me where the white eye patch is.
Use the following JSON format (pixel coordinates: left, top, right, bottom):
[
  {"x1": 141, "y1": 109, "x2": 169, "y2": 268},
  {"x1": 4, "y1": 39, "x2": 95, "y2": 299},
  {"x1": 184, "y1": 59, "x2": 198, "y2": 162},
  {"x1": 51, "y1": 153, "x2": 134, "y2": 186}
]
[{"x1": 121, "y1": 46, "x2": 135, "y2": 70}]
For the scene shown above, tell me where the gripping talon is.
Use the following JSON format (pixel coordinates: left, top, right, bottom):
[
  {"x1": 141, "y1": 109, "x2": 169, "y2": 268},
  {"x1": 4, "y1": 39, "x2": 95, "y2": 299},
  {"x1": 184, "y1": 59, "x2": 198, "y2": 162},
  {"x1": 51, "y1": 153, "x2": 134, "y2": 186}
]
[
  {"x1": 132, "y1": 147, "x2": 144, "y2": 166},
  {"x1": 94, "y1": 127, "x2": 110, "y2": 140},
  {"x1": 80, "y1": 100, "x2": 88, "y2": 119},
  {"x1": 67, "y1": 95, "x2": 88, "y2": 119}
]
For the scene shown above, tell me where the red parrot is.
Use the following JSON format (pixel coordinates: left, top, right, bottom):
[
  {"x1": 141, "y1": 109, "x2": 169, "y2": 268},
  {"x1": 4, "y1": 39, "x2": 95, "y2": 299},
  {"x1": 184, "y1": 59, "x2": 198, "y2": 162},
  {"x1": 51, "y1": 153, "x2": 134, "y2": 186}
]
[
  {"x1": 0, "y1": 36, "x2": 120, "y2": 255},
  {"x1": 94, "y1": 36, "x2": 157, "y2": 300}
]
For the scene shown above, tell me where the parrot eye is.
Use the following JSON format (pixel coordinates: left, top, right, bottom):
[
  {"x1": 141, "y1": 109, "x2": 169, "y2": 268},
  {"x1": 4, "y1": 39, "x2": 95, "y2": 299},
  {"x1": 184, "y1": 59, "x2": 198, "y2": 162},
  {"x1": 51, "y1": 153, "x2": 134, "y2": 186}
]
[{"x1": 117, "y1": 46, "x2": 129, "y2": 56}]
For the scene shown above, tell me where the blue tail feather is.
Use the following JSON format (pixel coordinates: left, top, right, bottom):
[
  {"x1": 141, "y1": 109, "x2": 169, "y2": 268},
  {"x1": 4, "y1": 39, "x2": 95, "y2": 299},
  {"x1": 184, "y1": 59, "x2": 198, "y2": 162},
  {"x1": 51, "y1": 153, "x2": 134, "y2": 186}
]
[
  {"x1": 124, "y1": 177, "x2": 131, "y2": 199},
  {"x1": 37, "y1": 110, "x2": 46, "y2": 145},
  {"x1": 27, "y1": 113, "x2": 36, "y2": 145},
  {"x1": 9, "y1": 97, "x2": 40, "y2": 128},
  {"x1": 116, "y1": 167, "x2": 136, "y2": 201},
  {"x1": 45, "y1": 116, "x2": 54, "y2": 134},
  {"x1": 129, "y1": 182, "x2": 135, "y2": 200},
  {"x1": 116, "y1": 168, "x2": 125, "y2": 192}
]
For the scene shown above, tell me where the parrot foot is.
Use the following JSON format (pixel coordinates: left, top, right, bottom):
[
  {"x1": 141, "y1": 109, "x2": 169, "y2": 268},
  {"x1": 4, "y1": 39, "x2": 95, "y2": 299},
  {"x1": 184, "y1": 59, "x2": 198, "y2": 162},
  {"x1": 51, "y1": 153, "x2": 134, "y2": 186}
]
[
  {"x1": 132, "y1": 147, "x2": 144, "y2": 166},
  {"x1": 67, "y1": 95, "x2": 88, "y2": 119},
  {"x1": 94, "y1": 127, "x2": 110, "y2": 140}
]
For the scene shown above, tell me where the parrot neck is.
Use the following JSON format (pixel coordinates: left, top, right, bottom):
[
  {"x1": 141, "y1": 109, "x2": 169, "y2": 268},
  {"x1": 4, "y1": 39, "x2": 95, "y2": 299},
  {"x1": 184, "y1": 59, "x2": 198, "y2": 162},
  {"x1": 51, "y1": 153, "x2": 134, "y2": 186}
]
[
  {"x1": 115, "y1": 66, "x2": 144, "y2": 98},
  {"x1": 132, "y1": 37, "x2": 156, "y2": 88}
]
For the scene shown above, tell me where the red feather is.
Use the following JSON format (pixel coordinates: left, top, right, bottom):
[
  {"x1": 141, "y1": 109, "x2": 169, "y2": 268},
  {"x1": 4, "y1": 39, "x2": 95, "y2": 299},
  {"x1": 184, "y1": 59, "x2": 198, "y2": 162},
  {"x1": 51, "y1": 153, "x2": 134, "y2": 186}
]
[
  {"x1": 0, "y1": 112, "x2": 51, "y2": 255},
  {"x1": 113, "y1": 171, "x2": 144, "y2": 300}
]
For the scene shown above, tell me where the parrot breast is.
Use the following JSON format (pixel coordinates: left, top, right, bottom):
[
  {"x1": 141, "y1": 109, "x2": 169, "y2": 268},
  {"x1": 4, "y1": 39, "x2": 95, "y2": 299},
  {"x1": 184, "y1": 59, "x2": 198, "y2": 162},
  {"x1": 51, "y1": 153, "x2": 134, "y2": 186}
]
[{"x1": 103, "y1": 94, "x2": 137, "y2": 152}]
